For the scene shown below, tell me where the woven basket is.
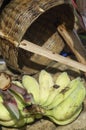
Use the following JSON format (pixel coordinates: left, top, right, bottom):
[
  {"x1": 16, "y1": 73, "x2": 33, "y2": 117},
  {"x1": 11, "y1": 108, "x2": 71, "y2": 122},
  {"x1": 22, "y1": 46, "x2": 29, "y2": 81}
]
[{"x1": 0, "y1": 0, "x2": 75, "y2": 74}]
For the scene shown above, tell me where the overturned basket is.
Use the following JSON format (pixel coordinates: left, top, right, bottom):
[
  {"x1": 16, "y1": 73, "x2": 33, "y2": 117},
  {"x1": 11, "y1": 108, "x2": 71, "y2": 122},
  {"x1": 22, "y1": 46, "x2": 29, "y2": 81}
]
[{"x1": 0, "y1": 0, "x2": 86, "y2": 75}]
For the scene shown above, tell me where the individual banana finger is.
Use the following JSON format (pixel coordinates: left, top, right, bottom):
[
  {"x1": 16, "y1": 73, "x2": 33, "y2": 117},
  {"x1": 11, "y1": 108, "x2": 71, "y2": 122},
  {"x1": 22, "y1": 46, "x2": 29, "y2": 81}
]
[
  {"x1": 45, "y1": 105, "x2": 82, "y2": 125},
  {"x1": 12, "y1": 81, "x2": 23, "y2": 88},
  {"x1": 0, "y1": 97, "x2": 14, "y2": 121},
  {"x1": 44, "y1": 72, "x2": 70, "y2": 108},
  {"x1": 22, "y1": 75, "x2": 40, "y2": 104},
  {"x1": 39, "y1": 70, "x2": 54, "y2": 105},
  {"x1": 55, "y1": 72, "x2": 70, "y2": 90},
  {"x1": 0, "y1": 119, "x2": 16, "y2": 127}
]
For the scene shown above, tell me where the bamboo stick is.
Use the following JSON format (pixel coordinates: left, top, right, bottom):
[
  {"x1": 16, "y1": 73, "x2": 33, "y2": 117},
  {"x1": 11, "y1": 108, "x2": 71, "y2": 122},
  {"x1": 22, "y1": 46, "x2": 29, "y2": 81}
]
[
  {"x1": 19, "y1": 40, "x2": 86, "y2": 73},
  {"x1": 57, "y1": 24, "x2": 86, "y2": 65}
]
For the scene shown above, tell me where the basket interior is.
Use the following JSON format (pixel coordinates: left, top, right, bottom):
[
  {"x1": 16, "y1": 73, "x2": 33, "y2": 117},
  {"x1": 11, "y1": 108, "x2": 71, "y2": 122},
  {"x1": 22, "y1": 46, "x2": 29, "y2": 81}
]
[{"x1": 18, "y1": 3, "x2": 74, "y2": 74}]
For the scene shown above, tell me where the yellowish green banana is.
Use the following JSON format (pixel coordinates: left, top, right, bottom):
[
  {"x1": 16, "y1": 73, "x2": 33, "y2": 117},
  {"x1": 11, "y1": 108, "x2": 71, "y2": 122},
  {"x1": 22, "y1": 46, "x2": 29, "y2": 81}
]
[
  {"x1": 22, "y1": 75, "x2": 40, "y2": 104},
  {"x1": 12, "y1": 81, "x2": 23, "y2": 88},
  {"x1": 44, "y1": 78, "x2": 86, "y2": 125},
  {"x1": 46, "y1": 77, "x2": 82, "y2": 109},
  {"x1": 0, "y1": 96, "x2": 14, "y2": 121},
  {"x1": 38, "y1": 70, "x2": 54, "y2": 105},
  {"x1": 55, "y1": 72, "x2": 70, "y2": 89},
  {"x1": 43, "y1": 72, "x2": 70, "y2": 107},
  {"x1": 0, "y1": 119, "x2": 16, "y2": 127},
  {"x1": 0, "y1": 70, "x2": 85, "y2": 127},
  {"x1": 45, "y1": 106, "x2": 82, "y2": 125}
]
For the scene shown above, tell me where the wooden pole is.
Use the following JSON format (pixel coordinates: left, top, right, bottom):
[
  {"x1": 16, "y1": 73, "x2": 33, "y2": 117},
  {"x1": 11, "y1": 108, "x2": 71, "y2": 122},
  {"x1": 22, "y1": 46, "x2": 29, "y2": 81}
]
[
  {"x1": 57, "y1": 24, "x2": 86, "y2": 65},
  {"x1": 19, "y1": 40, "x2": 86, "y2": 73}
]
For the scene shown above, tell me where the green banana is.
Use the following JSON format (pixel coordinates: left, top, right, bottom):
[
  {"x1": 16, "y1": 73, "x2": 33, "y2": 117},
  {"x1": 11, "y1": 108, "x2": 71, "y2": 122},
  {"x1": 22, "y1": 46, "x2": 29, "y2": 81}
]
[
  {"x1": 0, "y1": 91, "x2": 35, "y2": 127},
  {"x1": 22, "y1": 75, "x2": 40, "y2": 104},
  {"x1": 43, "y1": 72, "x2": 70, "y2": 108},
  {"x1": 45, "y1": 105, "x2": 82, "y2": 125},
  {"x1": 38, "y1": 70, "x2": 54, "y2": 105},
  {"x1": 11, "y1": 92, "x2": 27, "y2": 117},
  {"x1": 0, "y1": 70, "x2": 85, "y2": 127},
  {"x1": 26, "y1": 116, "x2": 35, "y2": 124},
  {"x1": 12, "y1": 81, "x2": 23, "y2": 88},
  {"x1": 0, "y1": 96, "x2": 14, "y2": 121},
  {"x1": 0, "y1": 117, "x2": 27, "y2": 127},
  {"x1": 0, "y1": 119, "x2": 16, "y2": 127},
  {"x1": 13, "y1": 117, "x2": 32, "y2": 128},
  {"x1": 12, "y1": 116, "x2": 34, "y2": 127},
  {"x1": 46, "y1": 78, "x2": 80, "y2": 109},
  {"x1": 44, "y1": 78, "x2": 86, "y2": 125},
  {"x1": 55, "y1": 72, "x2": 70, "y2": 88}
]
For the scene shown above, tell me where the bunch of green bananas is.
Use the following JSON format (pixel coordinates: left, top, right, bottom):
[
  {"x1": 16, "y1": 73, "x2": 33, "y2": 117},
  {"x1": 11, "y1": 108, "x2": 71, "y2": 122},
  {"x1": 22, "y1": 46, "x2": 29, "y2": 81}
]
[{"x1": 0, "y1": 70, "x2": 85, "y2": 127}]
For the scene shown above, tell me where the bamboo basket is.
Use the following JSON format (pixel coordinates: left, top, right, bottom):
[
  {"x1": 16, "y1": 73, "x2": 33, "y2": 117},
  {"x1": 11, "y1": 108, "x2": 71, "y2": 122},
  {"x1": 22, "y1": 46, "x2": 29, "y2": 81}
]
[
  {"x1": 0, "y1": 0, "x2": 86, "y2": 75},
  {"x1": 0, "y1": 0, "x2": 74, "y2": 74}
]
